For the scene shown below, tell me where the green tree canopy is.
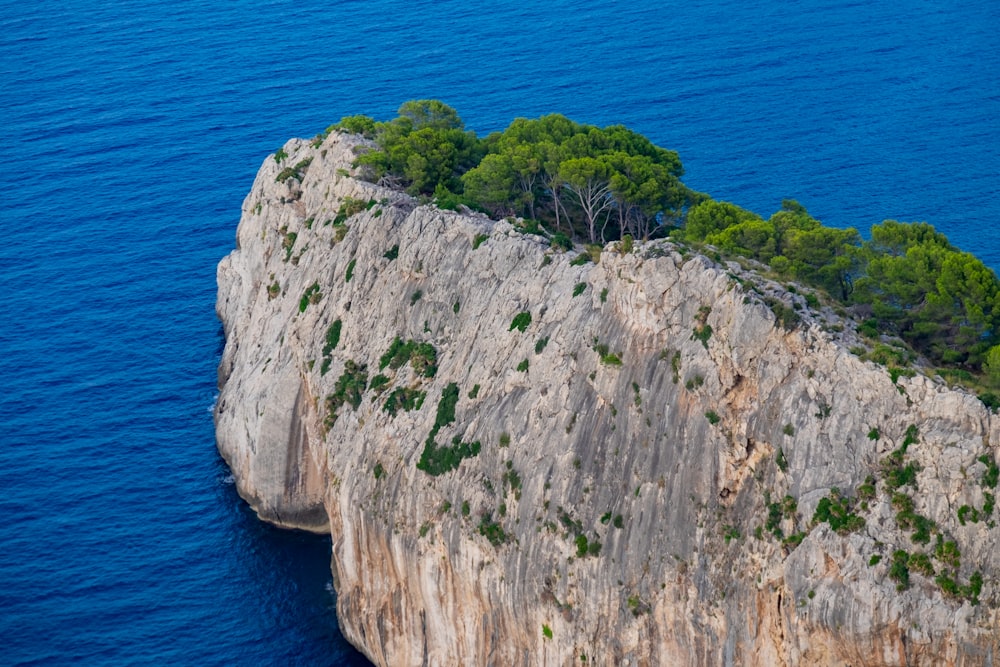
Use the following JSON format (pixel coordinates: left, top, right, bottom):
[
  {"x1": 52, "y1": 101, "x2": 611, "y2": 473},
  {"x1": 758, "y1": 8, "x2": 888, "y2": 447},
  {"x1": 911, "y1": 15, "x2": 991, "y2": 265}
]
[
  {"x1": 350, "y1": 100, "x2": 483, "y2": 195},
  {"x1": 853, "y1": 220, "x2": 1000, "y2": 366}
]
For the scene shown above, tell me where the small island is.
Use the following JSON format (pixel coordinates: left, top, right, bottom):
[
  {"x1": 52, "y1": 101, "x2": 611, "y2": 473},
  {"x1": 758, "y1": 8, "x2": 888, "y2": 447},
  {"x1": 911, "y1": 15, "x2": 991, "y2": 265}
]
[{"x1": 216, "y1": 101, "x2": 999, "y2": 665}]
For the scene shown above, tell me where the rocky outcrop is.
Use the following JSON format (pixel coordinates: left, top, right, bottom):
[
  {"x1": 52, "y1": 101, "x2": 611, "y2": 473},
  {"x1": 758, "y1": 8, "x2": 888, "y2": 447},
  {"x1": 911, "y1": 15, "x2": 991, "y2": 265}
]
[{"x1": 216, "y1": 131, "x2": 1000, "y2": 665}]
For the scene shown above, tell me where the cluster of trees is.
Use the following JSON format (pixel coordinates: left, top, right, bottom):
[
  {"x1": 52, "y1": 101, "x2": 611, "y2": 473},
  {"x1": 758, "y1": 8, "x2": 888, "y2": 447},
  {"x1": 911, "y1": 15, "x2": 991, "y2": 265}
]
[
  {"x1": 333, "y1": 100, "x2": 699, "y2": 244},
  {"x1": 330, "y1": 100, "x2": 1000, "y2": 381},
  {"x1": 680, "y1": 199, "x2": 1000, "y2": 375}
]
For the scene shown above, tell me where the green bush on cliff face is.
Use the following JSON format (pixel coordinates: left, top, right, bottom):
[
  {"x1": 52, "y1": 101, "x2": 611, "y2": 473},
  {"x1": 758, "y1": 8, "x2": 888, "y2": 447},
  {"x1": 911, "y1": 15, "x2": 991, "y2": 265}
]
[
  {"x1": 323, "y1": 320, "x2": 342, "y2": 355},
  {"x1": 510, "y1": 311, "x2": 532, "y2": 333},
  {"x1": 382, "y1": 387, "x2": 426, "y2": 417},
  {"x1": 811, "y1": 488, "x2": 865, "y2": 534},
  {"x1": 478, "y1": 513, "x2": 507, "y2": 546},
  {"x1": 416, "y1": 383, "x2": 480, "y2": 476},
  {"x1": 333, "y1": 196, "x2": 376, "y2": 225},
  {"x1": 417, "y1": 434, "x2": 481, "y2": 476},
  {"x1": 319, "y1": 319, "x2": 342, "y2": 376},
  {"x1": 276, "y1": 157, "x2": 312, "y2": 184},
  {"x1": 299, "y1": 282, "x2": 322, "y2": 312},
  {"x1": 378, "y1": 337, "x2": 438, "y2": 378},
  {"x1": 324, "y1": 361, "x2": 368, "y2": 427}
]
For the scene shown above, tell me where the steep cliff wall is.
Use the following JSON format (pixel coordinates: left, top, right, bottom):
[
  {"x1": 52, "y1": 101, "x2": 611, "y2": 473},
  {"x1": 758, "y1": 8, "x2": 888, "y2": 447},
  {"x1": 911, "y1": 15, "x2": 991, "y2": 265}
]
[{"x1": 216, "y1": 132, "x2": 1000, "y2": 665}]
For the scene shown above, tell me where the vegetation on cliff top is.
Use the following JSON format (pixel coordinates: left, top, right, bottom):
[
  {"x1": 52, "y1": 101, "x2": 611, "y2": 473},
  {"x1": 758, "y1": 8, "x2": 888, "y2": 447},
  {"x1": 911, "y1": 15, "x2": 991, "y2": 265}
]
[{"x1": 328, "y1": 100, "x2": 1000, "y2": 387}]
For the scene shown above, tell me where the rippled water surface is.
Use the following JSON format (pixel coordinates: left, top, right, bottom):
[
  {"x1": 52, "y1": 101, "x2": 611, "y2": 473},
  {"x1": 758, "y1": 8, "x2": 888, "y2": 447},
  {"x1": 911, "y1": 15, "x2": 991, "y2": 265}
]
[{"x1": 1, "y1": 0, "x2": 997, "y2": 663}]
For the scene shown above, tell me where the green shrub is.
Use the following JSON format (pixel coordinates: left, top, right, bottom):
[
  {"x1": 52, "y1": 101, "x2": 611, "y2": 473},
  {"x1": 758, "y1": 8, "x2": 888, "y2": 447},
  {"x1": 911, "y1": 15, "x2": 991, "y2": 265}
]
[
  {"x1": 966, "y1": 571, "x2": 983, "y2": 605},
  {"x1": 417, "y1": 434, "x2": 481, "y2": 476},
  {"x1": 378, "y1": 338, "x2": 438, "y2": 377},
  {"x1": 599, "y1": 287, "x2": 608, "y2": 303},
  {"x1": 410, "y1": 342, "x2": 438, "y2": 377},
  {"x1": 383, "y1": 244, "x2": 399, "y2": 260},
  {"x1": 542, "y1": 624, "x2": 553, "y2": 639},
  {"x1": 882, "y1": 453, "x2": 920, "y2": 491},
  {"x1": 909, "y1": 552, "x2": 934, "y2": 577},
  {"x1": 275, "y1": 157, "x2": 312, "y2": 183},
  {"x1": 373, "y1": 462, "x2": 385, "y2": 480},
  {"x1": 600, "y1": 352, "x2": 622, "y2": 366},
  {"x1": 889, "y1": 550, "x2": 910, "y2": 590},
  {"x1": 888, "y1": 366, "x2": 916, "y2": 384},
  {"x1": 379, "y1": 337, "x2": 410, "y2": 370},
  {"x1": 299, "y1": 282, "x2": 322, "y2": 312},
  {"x1": 323, "y1": 320, "x2": 342, "y2": 356},
  {"x1": 569, "y1": 252, "x2": 591, "y2": 266},
  {"x1": 705, "y1": 410, "x2": 721, "y2": 425},
  {"x1": 510, "y1": 311, "x2": 532, "y2": 332},
  {"x1": 478, "y1": 513, "x2": 507, "y2": 546},
  {"x1": 534, "y1": 336, "x2": 549, "y2": 354},
  {"x1": 979, "y1": 454, "x2": 998, "y2": 488},
  {"x1": 410, "y1": 289, "x2": 422, "y2": 305},
  {"x1": 383, "y1": 387, "x2": 427, "y2": 417},
  {"x1": 574, "y1": 534, "x2": 589, "y2": 557},
  {"x1": 325, "y1": 361, "x2": 368, "y2": 427},
  {"x1": 626, "y1": 595, "x2": 647, "y2": 616},
  {"x1": 812, "y1": 488, "x2": 865, "y2": 534},
  {"x1": 764, "y1": 297, "x2": 801, "y2": 330},
  {"x1": 572, "y1": 282, "x2": 587, "y2": 297},
  {"x1": 550, "y1": 232, "x2": 573, "y2": 251},
  {"x1": 867, "y1": 427, "x2": 880, "y2": 441},
  {"x1": 957, "y1": 505, "x2": 979, "y2": 525},
  {"x1": 857, "y1": 318, "x2": 880, "y2": 339},
  {"x1": 782, "y1": 423, "x2": 795, "y2": 436},
  {"x1": 857, "y1": 475, "x2": 876, "y2": 500},
  {"x1": 345, "y1": 258, "x2": 356, "y2": 282},
  {"x1": 691, "y1": 324, "x2": 712, "y2": 348},
  {"x1": 516, "y1": 359, "x2": 529, "y2": 372},
  {"x1": 274, "y1": 147, "x2": 288, "y2": 163},
  {"x1": 433, "y1": 383, "x2": 459, "y2": 429},
  {"x1": 472, "y1": 233, "x2": 489, "y2": 249},
  {"x1": 282, "y1": 230, "x2": 297, "y2": 262},
  {"x1": 935, "y1": 537, "x2": 961, "y2": 569},
  {"x1": 369, "y1": 374, "x2": 391, "y2": 394},
  {"x1": 415, "y1": 383, "x2": 476, "y2": 475},
  {"x1": 468, "y1": 384, "x2": 480, "y2": 399},
  {"x1": 776, "y1": 448, "x2": 788, "y2": 472},
  {"x1": 332, "y1": 197, "x2": 375, "y2": 225}
]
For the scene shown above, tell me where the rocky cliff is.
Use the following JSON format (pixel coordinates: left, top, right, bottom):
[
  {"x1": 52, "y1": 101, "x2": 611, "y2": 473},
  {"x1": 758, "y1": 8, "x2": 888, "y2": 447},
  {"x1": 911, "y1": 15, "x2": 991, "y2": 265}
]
[{"x1": 215, "y1": 131, "x2": 999, "y2": 665}]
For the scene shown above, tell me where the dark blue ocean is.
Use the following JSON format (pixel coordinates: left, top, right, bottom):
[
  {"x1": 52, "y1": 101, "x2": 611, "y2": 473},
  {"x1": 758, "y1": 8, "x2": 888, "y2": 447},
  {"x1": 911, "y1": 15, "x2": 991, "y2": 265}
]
[{"x1": 1, "y1": 1, "x2": 997, "y2": 664}]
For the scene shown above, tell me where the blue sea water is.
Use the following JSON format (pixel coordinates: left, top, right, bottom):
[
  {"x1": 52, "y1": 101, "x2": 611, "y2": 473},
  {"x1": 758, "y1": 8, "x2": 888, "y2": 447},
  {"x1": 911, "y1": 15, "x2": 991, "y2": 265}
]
[{"x1": 1, "y1": 0, "x2": 997, "y2": 664}]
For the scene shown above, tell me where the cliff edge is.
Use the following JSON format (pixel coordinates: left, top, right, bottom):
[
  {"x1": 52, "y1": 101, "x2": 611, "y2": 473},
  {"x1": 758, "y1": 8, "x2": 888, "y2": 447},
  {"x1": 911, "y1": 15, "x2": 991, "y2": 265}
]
[{"x1": 216, "y1": 131, "x2": 999, "y2": 665}]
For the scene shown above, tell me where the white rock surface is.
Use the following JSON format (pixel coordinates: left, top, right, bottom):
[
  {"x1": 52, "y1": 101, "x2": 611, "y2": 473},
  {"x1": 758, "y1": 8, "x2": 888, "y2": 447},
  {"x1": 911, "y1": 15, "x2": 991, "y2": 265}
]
[{"x1": 216, "y1": 132, "x2": 999, "y2": 666}]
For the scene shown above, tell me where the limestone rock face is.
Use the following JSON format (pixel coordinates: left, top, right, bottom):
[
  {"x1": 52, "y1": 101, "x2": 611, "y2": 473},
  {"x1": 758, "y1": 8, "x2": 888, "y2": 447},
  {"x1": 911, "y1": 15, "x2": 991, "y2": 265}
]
[{"x1": 216, "y1": 132, "x2": 1000, "y2": 666}]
